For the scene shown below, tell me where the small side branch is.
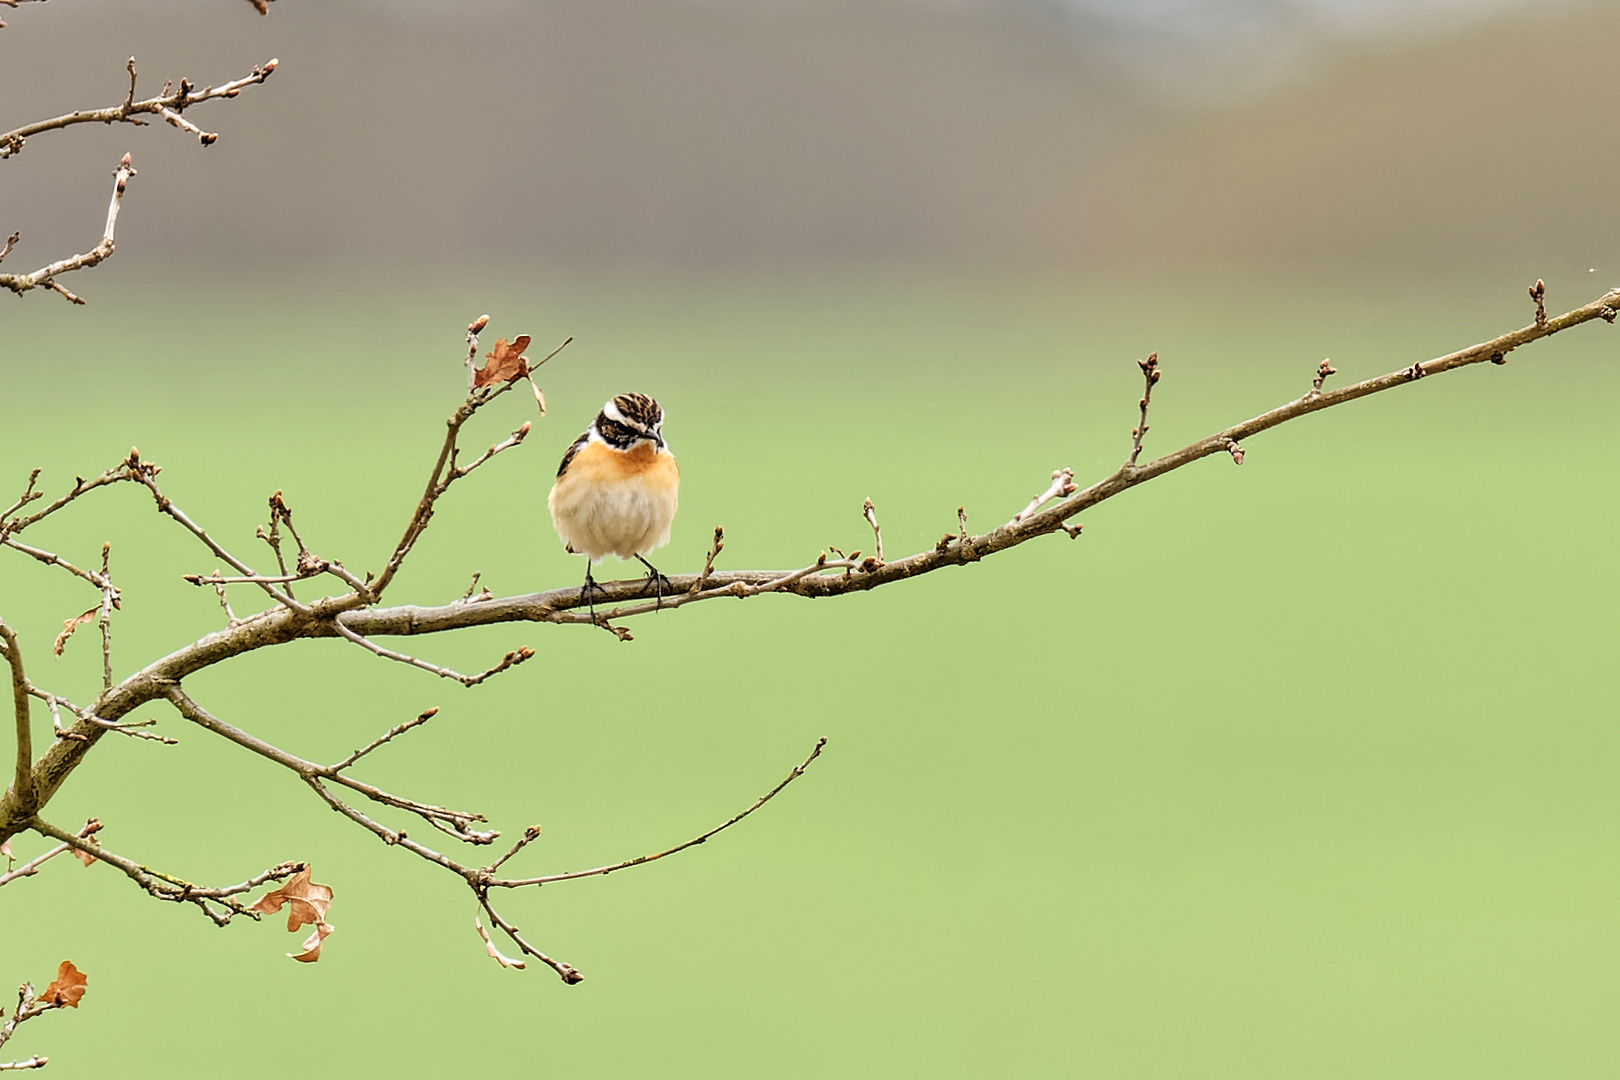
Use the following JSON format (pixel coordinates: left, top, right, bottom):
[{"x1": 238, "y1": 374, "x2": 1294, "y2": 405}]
[
  {"x1": 861, "y1": 499, "x2": 884, "y2": 565},
  {"x1": 691, "y1": 526, "x2": 725, "y2": 593},
  {"x1": 331, "y1": 622, "x2": 533, "y2": 687},
  {"x1": 1009, "y1": 468, "x2": 1076, "y2": 527},
  {"x1": 373, "y1": 319, "x2": 562, "y2": 599},
  {"x1": 27, "y1": 816, "x2": 301, "y2": 926},
  {"x1": 495, "y1": 737, "x2": 827, "y2": 887},
  {"x1": 0, "y1": 155, "x2": 134, "y2": 304},
  {"x1": 474, "y1": 893, "x2": 580, "y2": 983},
  {"x1": 0, "y1": 971, "x2": 77, "y2": 1072},
  {"x1": 329, "y1": 708, "x2": 439, "y2": 772},
  {"x1": 0, "y1": 57, "x2": 277, "y2": 161},
  {"x1": 136, "y1": 466, "x2": 307, "y2": 614},
  {"x1": 96, "y1": 544, "x2": 115, "y2": 690},
  {"x1": 0, "y1": 459, "x2": 142, "y2": 538},
  {"x1": 0, "y1": 819, "x2": 99, "y2": 889},
  {"x1": 166, "y1": 688, "x2": 494, "y2": 845},
  {"x1": 1309, "y1": 358, "x2": 1337, "y2": 398},
  {"x1": 1127, "y1": 351, "x2": 1161, "y2": 467}
]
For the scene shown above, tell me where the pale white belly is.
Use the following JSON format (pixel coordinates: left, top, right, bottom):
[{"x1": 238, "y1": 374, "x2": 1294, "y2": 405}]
[{"x1": 549, "y1": 474, "x2": 677, "y2": 562}]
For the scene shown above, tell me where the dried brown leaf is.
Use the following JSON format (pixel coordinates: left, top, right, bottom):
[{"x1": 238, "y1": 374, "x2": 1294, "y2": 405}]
[
  {"x1": 52, "y1": 607, "x2": 97, "y2": 656},
  {"x1": 474, "y1": 916, "x2": 525, "y2": 970},
  {"x1": 1, "y1": 838, "x2": 12, "y2": 863},
  {"x1": 473, "y1": 336, "x2": 532, "y2": 387},
  {"x1": 248, "y1": 865, "x2": 333, "y2": 931},
  {"x1": 71, "y1": 831, "x2": 100, "y2": 867},
  {"x1": 290, "y1": 921, "x2": 333, "y2": 963},
  {"x1": 41, "y1": 961, "x2": 86, "y2": 1008}
]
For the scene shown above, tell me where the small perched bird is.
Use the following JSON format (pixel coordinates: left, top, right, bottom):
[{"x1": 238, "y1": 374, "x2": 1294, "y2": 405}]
[{"x1": 548, "y1": 392, "x2": 679, "y2": 614}]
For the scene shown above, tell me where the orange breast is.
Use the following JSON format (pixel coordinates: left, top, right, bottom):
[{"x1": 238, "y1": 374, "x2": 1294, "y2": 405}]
[{"x1": 548, "y1": 441, "x2": 680, "y2": 560}]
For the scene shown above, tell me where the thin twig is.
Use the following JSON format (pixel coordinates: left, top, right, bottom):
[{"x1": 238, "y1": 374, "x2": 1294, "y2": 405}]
[
  {"x1": 0, "y1": 459, "x2": 142, "y2": 538},
  {"x1": 475, "y1": 893, "x2": 579, "y2": 983},
  {"x1": 862, "y1": 499, "x2": 884, "y2": 565},
  {"x1": 0, "y1": 155, "x2": 134, "y2": 304},
  {"x1": 96, "y1": 544, "x2": 115, "y2": 690},
  {"x1": 1127, "y1": 351, "x2": 1161, "y2": 467},
  {"x1": 1310, "y1": 358, "x2": 1337, "y2": 397},
  {"x1": 27, "y1": 816, "x2": 300, "y2": 926},
  {"x1": 0, "y1": 57, "x2": 277, "y2": 160},
  {"x1": 0, "y1": 537, "x2": 110, "y2": 591},
  {"x1": 485, "y1": 824, "x2": 542, "y2": 875},
  {"x1": 1009, "y1": 468, "x2": 1076, "y2": 526},
  {"x1": 331, "y1": 622, "x2": 533, "y2": 687},
  {"x1": 166, "y1": 688, "x2": 494, "y2": 845},
  {"x1": 496, "y1": 737, "x2": 827, "y2": 887},
  {"x1": 330, "y1": 708, "x2": 439, "y2": 772},
  {"x1": 0, "y1": 820, "x2": 100, "y2": 888},
  {"x1": 136, "y1": 469, "x2": 308, "y2": 614}
]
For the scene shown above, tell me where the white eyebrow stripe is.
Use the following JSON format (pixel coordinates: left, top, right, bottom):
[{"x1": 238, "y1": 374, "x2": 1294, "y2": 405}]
[{"x1": 602, "y1": 399, "x2": 629, "y2": 426}]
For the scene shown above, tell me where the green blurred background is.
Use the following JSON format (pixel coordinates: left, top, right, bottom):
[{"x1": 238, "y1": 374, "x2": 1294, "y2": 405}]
[{"x1": 3, "y1": 1, "x2": 1620, "y2": 1077}]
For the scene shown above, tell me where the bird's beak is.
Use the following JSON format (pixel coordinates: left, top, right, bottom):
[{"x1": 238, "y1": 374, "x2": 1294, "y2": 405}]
[{"x1": 648, "y1": 430, "x2": 665, "y2": 449}]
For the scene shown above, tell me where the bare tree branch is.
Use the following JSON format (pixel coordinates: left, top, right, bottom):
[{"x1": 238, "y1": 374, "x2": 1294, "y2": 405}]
[
  {"x1": 4, "y1": 283, "x2": 1614, "y2": 847},
  {"x1": 0, "y1": 57, "x2": 277, "y2": 160},
  {"x1": 0, "y1": 820, "x2": 98, "y2": 889},
  {"x1": 329, "y1": 707, "x2": 439, "y2": 772},
  {"x1": 0, "y1": 977, "x2": 65, "y2": 1072},
  {"x1": 27, "y1": 816, "x2": 301, "y2": 926},
  {"x1": 1127, "y1": 351, "x2": 1160, "y2": 467},
  {"x1": 0, "y1": 282, "x2": 1613, "y2": 989},
  {"x1": 0, "y1": 154, "x2": 133, "y2": 304},
  {"x1": 0, "y1": 458, "x2": 142, "y2": 537},
  {"x1": 134, "y1": 466, "x2": 309, "y2": 615},
  {"x1": 164, "y1": 687, "x2": 496, "y2": 846},
  {"x1": 372, "y1": 319, "x2": 561, "y2": 600},
  {"x1": 494, "y1": 737, "x2": 827, "y2": 888}
]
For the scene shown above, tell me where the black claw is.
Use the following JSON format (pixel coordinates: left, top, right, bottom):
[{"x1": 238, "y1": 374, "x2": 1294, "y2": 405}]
[
  {"x1": 579, "y1": 565, "x2": 609, "y2": 624},
  {"x1": 634, "y1": 554, "x2": 672, "y2": 611}
]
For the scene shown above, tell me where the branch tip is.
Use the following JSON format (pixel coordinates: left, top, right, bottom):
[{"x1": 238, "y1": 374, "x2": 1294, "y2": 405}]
[{"x1": 1128, "y1": 352, "x2": 1161, "y2": 467}]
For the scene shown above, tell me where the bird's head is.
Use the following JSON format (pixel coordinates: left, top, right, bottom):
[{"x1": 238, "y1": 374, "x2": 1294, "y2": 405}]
[{"x1": 596, "y1": 392, "x2": 666, "y2": 450}]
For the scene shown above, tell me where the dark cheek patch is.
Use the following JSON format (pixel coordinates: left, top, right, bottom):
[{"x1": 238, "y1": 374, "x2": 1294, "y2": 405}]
[{"x1": 598, "y1": 418, "x2": 637, "y2": 448}]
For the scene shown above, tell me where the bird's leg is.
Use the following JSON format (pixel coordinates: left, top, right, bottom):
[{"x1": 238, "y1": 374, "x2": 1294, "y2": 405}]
[
  {"x1": 579, "y1": 563, "x2": 609, "y2": 624},
  {"x1": 634, "y1": 554, "x2": 673, "y2": 611}
]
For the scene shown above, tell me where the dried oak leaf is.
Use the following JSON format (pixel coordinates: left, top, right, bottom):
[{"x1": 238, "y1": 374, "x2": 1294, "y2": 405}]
[
  {"x1": 249, "y1": 865, "x2": 333, "y2": 932},
  {"x1": 291, "y1": 921, "x2": 333, "y2": 964},
  {"x1": 473, "y1": 336, "x2": 532, "y2": 388},
  {"x1": 41, "y1": 961, "x2": 87, "y2": 1008},
  {"x1": 53, "y1": 607, "x2": 98, "y2": 656}
]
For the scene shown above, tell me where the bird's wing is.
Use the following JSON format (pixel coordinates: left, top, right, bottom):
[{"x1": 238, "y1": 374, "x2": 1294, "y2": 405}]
[{"x1": 556, "y1": 431, "x2": 590, "y2": 478}]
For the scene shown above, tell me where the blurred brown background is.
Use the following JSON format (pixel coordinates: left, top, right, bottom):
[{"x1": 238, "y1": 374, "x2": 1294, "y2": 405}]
[{"x1": 0, "y1": 0, "x2": 1612, "y2": 281}]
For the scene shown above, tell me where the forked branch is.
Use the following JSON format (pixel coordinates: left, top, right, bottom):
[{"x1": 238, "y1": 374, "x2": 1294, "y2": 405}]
[{"x1": 0, "y1": 57, "x2": 277, "y2": 160}]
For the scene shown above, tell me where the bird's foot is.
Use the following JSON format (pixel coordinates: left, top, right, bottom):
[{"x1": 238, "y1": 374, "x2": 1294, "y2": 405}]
[
  {"x1": 579, "y1": 568, "x2": 610, "y2": 621},
  {"x1": 634, "y1": 555, "x2": 673, "y2": 611}
]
